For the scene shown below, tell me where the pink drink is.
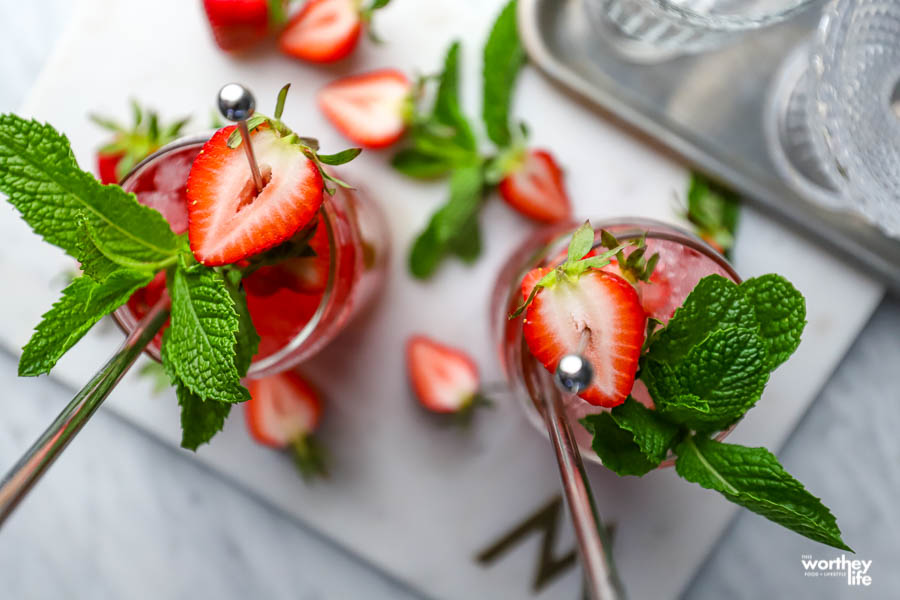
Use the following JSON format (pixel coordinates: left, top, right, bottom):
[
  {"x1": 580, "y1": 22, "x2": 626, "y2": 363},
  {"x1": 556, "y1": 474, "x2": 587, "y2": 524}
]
[
  {"x1": 114, "y1": 134, "x2": 390, "y2": 377},
  {"x1": 491, "y1": 219, "x2": 740, "y2": 464}
]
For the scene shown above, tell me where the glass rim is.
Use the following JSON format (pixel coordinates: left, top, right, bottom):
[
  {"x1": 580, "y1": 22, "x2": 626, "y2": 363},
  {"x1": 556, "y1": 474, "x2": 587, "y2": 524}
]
[
  {"x1": 644, "y1": 0, "x2": 814, "y2": 31},
  {"x1": 501, "y1": 217, "x2": 741, "y2": 467},
  {"x1": 112, "y1": 132, "x2": 339, "y2": 377}
]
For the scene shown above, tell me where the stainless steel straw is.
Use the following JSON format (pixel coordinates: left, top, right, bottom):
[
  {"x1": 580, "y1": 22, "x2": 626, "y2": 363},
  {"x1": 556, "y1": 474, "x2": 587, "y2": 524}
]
[
  {"x1": 524, "y1": 345, "x2": 626, "y2": 600},
  {"x1": 0, "y1": 296, "x2": 170, "y2": 524}
]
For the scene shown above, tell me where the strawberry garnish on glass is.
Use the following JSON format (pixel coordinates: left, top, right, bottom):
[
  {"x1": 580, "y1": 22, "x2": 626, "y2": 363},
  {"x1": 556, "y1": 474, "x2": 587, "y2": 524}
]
[{"x1": 90, "y1": 101, "x2": 190, "y2": 184}]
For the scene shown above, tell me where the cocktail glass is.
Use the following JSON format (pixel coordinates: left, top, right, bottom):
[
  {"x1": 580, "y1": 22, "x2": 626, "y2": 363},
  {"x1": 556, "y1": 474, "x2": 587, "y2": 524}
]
[
  {"x1": 491, "y1": 218, "x2": 740, "y2": 465},
  {"x1": 584, "y1": 0, "x2": 817, "y2": 62},
  {"x1": 113, "y1": 132, "x2": 390, "y2": 377}
]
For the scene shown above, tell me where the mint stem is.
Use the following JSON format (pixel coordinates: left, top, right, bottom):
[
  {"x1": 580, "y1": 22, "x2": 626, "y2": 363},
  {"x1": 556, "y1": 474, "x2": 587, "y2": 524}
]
[{"x1": 0, "y1": 294, "x2": 170, "y2": 524}]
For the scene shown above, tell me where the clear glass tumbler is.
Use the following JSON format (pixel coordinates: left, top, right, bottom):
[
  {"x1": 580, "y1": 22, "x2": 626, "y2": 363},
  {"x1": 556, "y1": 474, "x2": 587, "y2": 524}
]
[
  {"x1": 113, "y1": 133, "x2": 390, "y2": 378},
  {"x1": 585, "y1": 0, "x2": 817, "y2": 62},
  {"x1": 491, "y1": 218, "x2": 739, "y2": 465},
  {"x1": 767, "y1": 0, "x2": 900, "y2": 237}
]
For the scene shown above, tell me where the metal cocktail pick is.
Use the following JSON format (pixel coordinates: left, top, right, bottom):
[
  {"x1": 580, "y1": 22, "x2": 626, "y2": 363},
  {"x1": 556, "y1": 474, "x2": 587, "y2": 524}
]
[
  {"x1": 217, "y1": 83, "x2": 265, "y2": 193},
  {"x1": 530, "y1": 350, "x2": 626, "y2": 600}
]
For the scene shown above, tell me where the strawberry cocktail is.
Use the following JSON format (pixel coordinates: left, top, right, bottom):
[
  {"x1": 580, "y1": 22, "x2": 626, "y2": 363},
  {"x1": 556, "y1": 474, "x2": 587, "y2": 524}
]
[
  {"x1": 114, "y1": 132, "x2": 388, "y2": 378},
  {"x1": 493, "y1": 219, "x2": 740, "y2": 463}
]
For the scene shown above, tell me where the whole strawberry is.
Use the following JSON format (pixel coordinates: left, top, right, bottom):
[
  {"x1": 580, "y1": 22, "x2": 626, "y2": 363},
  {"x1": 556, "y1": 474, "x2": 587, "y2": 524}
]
[{"x1": 202, "y1": 0, "x2": 288, "y2": 52}]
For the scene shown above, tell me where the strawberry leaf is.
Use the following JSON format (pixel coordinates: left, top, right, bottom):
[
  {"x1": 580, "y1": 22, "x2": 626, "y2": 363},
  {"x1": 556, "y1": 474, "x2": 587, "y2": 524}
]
[
  {"x1": 675, "y1": 435, "x2": 850, "y2": 551},
  {"x1": 482, "y1": 0, "x2": 525, "y2": 147},
  {"x1": 565, "y1": 220, "x2": 595, "y2": 264},
  {"x1": 274, "y1": 83, "x2": 291, "y2": 120},
  {"x1": 317, "y1": 147, "x2": 362, "y2": 165}
]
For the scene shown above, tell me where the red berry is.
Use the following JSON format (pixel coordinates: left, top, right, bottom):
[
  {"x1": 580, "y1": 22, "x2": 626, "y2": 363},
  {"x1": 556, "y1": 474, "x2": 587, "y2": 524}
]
[
  {"x1": 498, "y1": 149, "x2": 571, "y2": 224},
  {"x1": 318, "y1": 69, "x2": 411, "y2": 149},
  {"x1": 278, "y1": 0, "x2": 362, "y2": 63},
  {"x1": 406, "y1": 336, "x2": 481, "y2": 414}
]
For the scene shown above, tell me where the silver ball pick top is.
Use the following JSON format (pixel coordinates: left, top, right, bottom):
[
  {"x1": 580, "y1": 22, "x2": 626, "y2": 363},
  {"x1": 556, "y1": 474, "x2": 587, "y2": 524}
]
[
  {"x1": 217, "y1": 83, "x2": 264, "y2": 194},
  {"x1": 554, "y1": 354, "x2": 594, "y2": 394}
]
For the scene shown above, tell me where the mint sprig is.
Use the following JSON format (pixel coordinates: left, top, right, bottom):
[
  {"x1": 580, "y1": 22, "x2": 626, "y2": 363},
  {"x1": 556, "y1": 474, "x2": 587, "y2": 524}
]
[
  {"x1": 575, "y1": 259, "x2": 848, "y2": 549},
  {"x1": 683, "y1": 172, "x2": 740, "y2": 258},
  {"x1": 0, "y1": 113, "x2": 267, "y2": 452},
  {"x1": 395, "y1": 0, "x2": 528, "y2": 278}
]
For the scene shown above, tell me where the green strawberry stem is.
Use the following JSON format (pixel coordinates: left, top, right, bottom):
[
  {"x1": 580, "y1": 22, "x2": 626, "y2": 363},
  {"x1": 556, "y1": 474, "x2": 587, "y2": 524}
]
[{"x1": 0, "y1": 294, "x2": 170, "y2": 524}]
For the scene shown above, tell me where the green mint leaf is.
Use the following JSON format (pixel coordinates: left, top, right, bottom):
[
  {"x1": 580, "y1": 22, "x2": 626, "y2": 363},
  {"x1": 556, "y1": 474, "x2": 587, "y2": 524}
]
[
  {"x1": 175, "y1": 380, "x2": 232, "y2": 451},
  {"x1": 482, "y1": 0, "x2": 525, "y2": 147},
  {"x1": 19, "y1": 270, "x2": 153, "y2": 376},
  {"x1": 431, "y1": 42, "x2": 477, "y2": 153},
  {"x1": 224, "y1": 275, "x2": 261, "y2": 378},
  {"x1": 675, "y1": 435, "x2": 850, "y2": 551},
  {"x1": 740, "y1": 274, "x2": 806, "y2": 370},
  {"x1": 370, "y1": 0, "x2": 391, "y2": 9},
  {"x1": 609, "y1": 396, "x2": 680, "y2": 464},
  {"x1": 166, "y1": 263, "x2": 248, "y2": 403},
  {"x1": 447, "y1": 210, "x2": 481, "y2": 263},
  {"x1": 409, "y1": 164, "x2": 484, "y2": 278},
  {"x1": 316, "y1": 147, "x2": 362, "y2": 166},
  {"x1": 391, "y1": 148, "x2": 456, "y2": 179},
  {"x1": 0, "y1": 115, "x2": 180, "y2": 264},
  {"x1": 648, "y1": 275, "x2": 757, "y2": 365},
  {"x1": 580, "y1": 412, "x2": 658, "y2": 476},
  {"x1": 643, "y1": 327, "x2": 770, "y2": 431},
  {"x1": 74, "y1": 215, "x2": 123, "y2": 281}
]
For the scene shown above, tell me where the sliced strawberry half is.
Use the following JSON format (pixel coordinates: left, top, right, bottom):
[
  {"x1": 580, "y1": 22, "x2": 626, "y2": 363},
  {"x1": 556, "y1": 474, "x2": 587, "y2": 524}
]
[
  {"x1": 523, "y1": 269, "x2": 645, "y2": 407},
  {"x1": 318, "y1": 69, "x2": 411, "y2": 149},
  {"x1": 407, "y1": 335, "x2": 486, "y2": 418},
  {"x1": 602, "y1": 258, "x2": 673, "y2": 321},
  {"x1": 246, "y1": 371, "x2": 327, "y2": 479},
  {"x1": 498, "y1": 149, "x2": 572, "y2": 224},
  {"x1": 186, "y1": 124, "x2": 324, "y2": 266},
  {"x1": 278, "y1": 0, "x2": 361, "y2": 63}
]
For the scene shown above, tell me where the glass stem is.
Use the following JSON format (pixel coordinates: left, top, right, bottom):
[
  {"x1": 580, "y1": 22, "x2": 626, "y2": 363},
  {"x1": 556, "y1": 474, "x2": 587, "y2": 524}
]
[{"x1": 0, "y1": 294, "x2": 170, "y2": 525}]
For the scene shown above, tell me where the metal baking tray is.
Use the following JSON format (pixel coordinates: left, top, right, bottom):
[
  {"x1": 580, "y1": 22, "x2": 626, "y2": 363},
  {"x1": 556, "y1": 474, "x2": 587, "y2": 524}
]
[{"x1": 519, "y1": 0, "x2": 900, "y2": 295}]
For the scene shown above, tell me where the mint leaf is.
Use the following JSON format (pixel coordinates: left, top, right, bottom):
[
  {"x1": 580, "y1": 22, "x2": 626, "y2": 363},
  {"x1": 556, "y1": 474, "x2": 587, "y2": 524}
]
[
  {"x1": 175, "y1": 381, "x2": 232, "y2": 451},
  {"x1": 19, "y1": 270, "x2": 153, "y2": 376},
  {"x1": 643, "y1": 327, "x2": 770, "y2": 431},
  {"x1": 74, "y1": 215, "x2": 122, "y2": 281},
  {"x1": 0, "y1": 115, "x2": 180, "y2": 265},
  {"x1": 391, "y1": 148, "x2": 455, "y2": 179},
  {"x1": 648, "y1": 275, "x2": 757, "y2": 364},
  {"x1": 432, "y1": 42, "x2": 477, "y2": 153},
  {"x1": 482, "y1": 0, "x2": 525, "y2": 147},
  {"x1": 609, "y1": 397, "x2": 680, "y2": 464},
  {"x1": 675, "y1": 435, "x2": 850, "y2": 550},
  {"x1": 741, "y1": 274, "x2": 806, "y2": 369},
  {"x1": 409, "y1": 164, "x2": 484, "y2": 278},
  {"x1": 581, "y1": 413, "x2": 658, "y2": 476},
  {"x1": 166, "y1": 262, "x2": 248, "y2": 403},
  {"x1": 446, "y1": 211, "x2": 481, "y2": 262},
  {"x1": 225, "y1": 274, "x2": 260, "y2": 378}
]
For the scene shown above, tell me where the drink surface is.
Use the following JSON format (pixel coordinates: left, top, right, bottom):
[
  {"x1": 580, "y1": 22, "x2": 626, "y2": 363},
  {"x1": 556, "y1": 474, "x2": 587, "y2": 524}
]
[{"x1": 116, "y1": 140, "x2": 388, "y2": 376}]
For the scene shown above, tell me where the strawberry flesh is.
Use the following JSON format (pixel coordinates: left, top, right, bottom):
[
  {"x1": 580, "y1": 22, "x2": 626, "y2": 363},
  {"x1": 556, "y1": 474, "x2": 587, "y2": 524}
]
[
  {"x1": 523, "y1": 270, "x2": 645, "y2": 407},
  {"x1": 278, "y1": 0, "x2": 361, "y2": 63},
  {"x1": 407, "y1": 335, "x2": 480, "y2": 414},
  {"x1": 318, "y1": 69, "x2": 411, "y2": 149},
  {"x1": 97, "y1": 151, "x2": 124, "y2": 185},
  {"x1": 499, "y1": 149, "x2": 571, "y2": 224},
  {"x1": 246, "y1": 371, "x2": 321, "y2": 447},
  {"x1": 186, "y1": 125, "x2": 324, "y2": 266}
]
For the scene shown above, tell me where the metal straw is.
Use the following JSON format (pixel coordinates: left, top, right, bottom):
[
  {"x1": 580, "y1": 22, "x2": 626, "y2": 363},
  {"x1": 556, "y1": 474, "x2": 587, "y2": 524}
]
[
  {"x1": 0, "y1": 296, "x2": 170, "y2": 525},
  {"x1": 524, "y1": 344, "x2": 626, "y2": 599}
]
